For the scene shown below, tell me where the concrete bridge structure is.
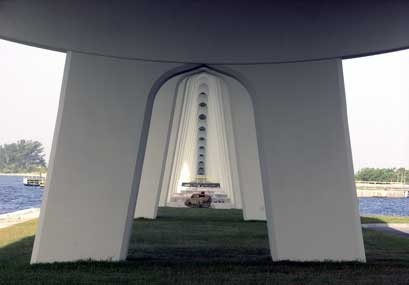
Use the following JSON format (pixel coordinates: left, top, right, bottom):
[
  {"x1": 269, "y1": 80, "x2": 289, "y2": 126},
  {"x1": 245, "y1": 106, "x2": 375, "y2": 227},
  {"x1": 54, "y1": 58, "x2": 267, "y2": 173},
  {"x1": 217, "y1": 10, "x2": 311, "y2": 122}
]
[{"x1": 1, "y1": 0, "x2": 409, "y2": 264}]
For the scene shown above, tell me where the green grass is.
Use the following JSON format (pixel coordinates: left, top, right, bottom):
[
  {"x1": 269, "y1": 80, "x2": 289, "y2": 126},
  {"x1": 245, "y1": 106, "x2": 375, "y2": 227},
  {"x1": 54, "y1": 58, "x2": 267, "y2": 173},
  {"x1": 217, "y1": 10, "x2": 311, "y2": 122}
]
[
  {"x1": 0, "y1": 208, "x2": 409, "y2": 284},
  {"x1": 361, "y1": 215, "x2": 409, "y2": 224}
]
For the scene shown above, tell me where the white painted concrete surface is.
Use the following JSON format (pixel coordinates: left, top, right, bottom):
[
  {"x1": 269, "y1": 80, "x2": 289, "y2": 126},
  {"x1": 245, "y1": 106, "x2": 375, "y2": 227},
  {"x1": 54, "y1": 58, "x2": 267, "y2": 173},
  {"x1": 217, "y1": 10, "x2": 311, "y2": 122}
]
[
  {"x1": 31, "y1": 57, "x2": 365, "y2": 263},
  {"x1": 31, "y1": 52, "x2": 179, "y2": 263},
  {"x1": 134, "y1": 76, "x2": 180, "y2": 219},
  {"x1": 158, "y1": 77, "x2": 188, "y2": 207},
  {"x1": 220, "y1": 74, "x2": 266, "y2": 220},
  {"x1": 224, "y1": 60, "x2": 365, "y2": 261},
  {"x1": 139, "y1": 70, "x2": 265, "y2": 219}
]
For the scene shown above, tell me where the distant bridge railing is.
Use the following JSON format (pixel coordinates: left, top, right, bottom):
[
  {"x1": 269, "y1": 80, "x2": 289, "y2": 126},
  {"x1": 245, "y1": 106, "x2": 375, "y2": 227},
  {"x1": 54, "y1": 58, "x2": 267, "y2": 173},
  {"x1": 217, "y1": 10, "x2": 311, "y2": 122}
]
[
  {"x1": 355, "y1": 180, "x2": 408, "y2": 185},
  {"x1": 355, "y1": 181, "x2": 409, "y2": 193}
]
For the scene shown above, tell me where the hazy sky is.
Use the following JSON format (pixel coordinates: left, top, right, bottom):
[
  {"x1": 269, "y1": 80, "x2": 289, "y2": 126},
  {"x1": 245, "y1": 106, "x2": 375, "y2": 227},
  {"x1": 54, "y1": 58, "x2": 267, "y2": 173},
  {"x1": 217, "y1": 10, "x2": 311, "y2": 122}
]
[
  {"x1": 343, "y1": 51, "x2": 409, "y2": 170},
  {"x1": 0, "y1": 40, "x2": 65, "y2": 163},
  {"x1": 0, "y1": 39, "x2": 408, "y2": 170}
]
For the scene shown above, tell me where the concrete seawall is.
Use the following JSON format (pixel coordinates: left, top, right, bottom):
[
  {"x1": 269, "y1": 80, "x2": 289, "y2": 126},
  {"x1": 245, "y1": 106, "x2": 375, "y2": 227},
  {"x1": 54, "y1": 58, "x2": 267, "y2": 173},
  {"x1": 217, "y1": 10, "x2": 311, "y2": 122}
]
[
  {"x1": 0, "y1": 208, "x2": 40, "y2": 229},
  {"x1": 357, "y1": 189, "x2": 409, "y2": 198},
  {"x1": 356, "y1": 182, "x2": 409, "y2": 198}
]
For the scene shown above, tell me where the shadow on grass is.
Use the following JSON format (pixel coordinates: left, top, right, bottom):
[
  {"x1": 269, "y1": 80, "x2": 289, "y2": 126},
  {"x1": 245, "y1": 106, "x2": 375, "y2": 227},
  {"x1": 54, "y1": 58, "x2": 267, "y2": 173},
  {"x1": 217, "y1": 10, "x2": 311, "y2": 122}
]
[
  {"x1": 361, "y1": 215, "x2": 409, "y2": 238},
  {"x1": 361, "y1": 215, "x2": 409, "y2": 224},
  {"x1": 0, "y1": 208, "x2": 409, "y2": 284}
]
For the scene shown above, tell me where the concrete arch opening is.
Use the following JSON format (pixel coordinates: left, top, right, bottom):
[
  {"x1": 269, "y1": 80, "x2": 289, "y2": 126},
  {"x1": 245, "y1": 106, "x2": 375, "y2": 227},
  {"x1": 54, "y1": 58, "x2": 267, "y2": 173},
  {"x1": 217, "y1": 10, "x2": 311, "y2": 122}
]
[{"x1": 134, "y1": 67, "x2": 266, "y2": 221}]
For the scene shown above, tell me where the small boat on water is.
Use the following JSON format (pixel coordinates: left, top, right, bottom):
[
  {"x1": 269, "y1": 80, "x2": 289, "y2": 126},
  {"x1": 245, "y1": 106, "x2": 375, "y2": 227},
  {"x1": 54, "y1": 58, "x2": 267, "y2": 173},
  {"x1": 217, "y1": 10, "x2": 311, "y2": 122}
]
[{"x1": 23, "y1": 176, "x2": 45, "y2": 188}]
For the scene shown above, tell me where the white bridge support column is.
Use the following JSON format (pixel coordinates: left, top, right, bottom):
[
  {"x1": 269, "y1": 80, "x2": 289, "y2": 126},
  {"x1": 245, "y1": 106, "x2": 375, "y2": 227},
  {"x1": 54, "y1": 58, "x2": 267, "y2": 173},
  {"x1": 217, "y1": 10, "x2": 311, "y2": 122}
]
[
  {"x1": 31, "y1": 51, "x2": 179, "y2": 263},
  {"x1": 134, "y1": 76, "x2": 180, "y2": 219},
  {"x1": 220, "y1": 74, "x2": 266, "y2": 220},
  {"x1": 227, "y1": 59, "x2": 365, "y2": 261}
]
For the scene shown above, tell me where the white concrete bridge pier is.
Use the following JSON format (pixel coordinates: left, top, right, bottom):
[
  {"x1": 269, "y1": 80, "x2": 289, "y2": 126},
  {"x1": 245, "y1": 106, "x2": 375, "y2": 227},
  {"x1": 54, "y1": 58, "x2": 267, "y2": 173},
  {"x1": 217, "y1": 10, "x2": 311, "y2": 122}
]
[
  {"x1": 30, "y1": 52, "x2": 180, "y2": 263},
  {"x1": 31, "y1": 55, "x2": 365, "y2": 263},
  {"x1": 225, "y1": 59, "x2": 366, "y2": 261}
]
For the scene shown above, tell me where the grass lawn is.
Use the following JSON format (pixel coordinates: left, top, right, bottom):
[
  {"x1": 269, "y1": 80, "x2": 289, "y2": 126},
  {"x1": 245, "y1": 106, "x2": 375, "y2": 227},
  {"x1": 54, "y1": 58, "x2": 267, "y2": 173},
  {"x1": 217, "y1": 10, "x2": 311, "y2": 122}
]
[
  {"x1": 361, "y1": 215, "x2": 409, "y2": 224},
  {"x1": 0, "y1": 208, "x2": 408, "y2": 284}
]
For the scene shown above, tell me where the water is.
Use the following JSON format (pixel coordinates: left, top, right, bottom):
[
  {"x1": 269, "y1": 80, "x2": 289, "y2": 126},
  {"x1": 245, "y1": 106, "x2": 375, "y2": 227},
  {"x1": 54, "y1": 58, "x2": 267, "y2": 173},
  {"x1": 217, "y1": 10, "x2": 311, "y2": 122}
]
[
  {"x1": 0, "y1": 175, "x2": 43, "y2": 215},
  {"x1": 0, "y1": 175, "x2": 408, "y2": 216},
  {"x1": 359, "y1": 197, "x2": 409, "y2": 216}
]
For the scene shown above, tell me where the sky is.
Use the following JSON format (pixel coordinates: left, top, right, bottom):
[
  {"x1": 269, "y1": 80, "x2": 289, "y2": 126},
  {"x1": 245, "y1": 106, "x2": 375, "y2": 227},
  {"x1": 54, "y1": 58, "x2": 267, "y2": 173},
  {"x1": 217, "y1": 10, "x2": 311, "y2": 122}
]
[
  {"x1": 0, "y1": 39, "x2": 408, "y2": 170},
  {"x1": 343, "y1": 51, "x2": 409, "y2": 170},
  {"x1": 0, "y1": 40, "x2": 65, "y2": 162}
]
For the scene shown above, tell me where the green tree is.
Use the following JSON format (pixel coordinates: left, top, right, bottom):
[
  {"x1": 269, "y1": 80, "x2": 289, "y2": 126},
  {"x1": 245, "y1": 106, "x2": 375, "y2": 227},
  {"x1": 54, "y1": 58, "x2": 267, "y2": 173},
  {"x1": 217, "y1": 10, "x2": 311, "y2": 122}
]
[
  {"x1": 0, "y1": 140, "x2": 46, "y2": 173},
  {"x1": 355, "y1": 167, "x2": 408, "y2": 183}
]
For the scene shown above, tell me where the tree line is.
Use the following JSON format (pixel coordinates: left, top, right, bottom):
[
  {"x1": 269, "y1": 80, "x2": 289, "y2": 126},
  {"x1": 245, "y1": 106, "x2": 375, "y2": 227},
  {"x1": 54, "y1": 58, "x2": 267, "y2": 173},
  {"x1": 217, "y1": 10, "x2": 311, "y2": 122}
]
[
  {"x1": 355, "y1": 167, "x2": 409, "y2": 183},
  {"x1": 1, "y1": 140, "x2": 407, "y2": 182},
  {"x1": 0, "y1": 140, "x2": 47, "y2": 173}
]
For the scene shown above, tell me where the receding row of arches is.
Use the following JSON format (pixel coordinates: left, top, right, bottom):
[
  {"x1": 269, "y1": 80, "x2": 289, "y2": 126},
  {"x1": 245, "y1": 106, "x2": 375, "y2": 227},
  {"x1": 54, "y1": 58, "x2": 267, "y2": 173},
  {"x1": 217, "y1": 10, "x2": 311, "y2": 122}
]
[
  {"x1": 135, "y1": 68, "x2": 265, "y2": 222},
  {"x1": 197, "y1": 91, "x2": 208, "y2": 176}
]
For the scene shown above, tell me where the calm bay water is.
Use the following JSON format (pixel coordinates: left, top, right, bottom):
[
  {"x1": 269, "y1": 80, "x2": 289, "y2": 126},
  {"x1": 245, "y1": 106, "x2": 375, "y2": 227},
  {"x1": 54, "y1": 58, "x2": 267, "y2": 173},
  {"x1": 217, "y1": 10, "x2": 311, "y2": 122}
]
[
  {"x1": 359, "y1": 197, "x2": 409, "y2": 217},
  {"x1": 0, "y1": 175, "x2": 43, "y2": 215},
  {"x1": 0, "y1": 175, "x2": 408, "y2": 216}
]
